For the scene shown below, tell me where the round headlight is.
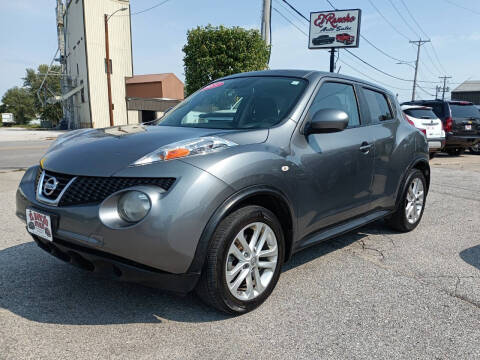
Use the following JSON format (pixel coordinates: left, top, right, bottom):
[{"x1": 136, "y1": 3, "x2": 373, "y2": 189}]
[{"x1": 117, "y1": 191, "x2": 151, "y2": 223}]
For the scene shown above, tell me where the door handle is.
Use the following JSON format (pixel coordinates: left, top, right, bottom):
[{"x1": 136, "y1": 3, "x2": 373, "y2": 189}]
[{"x1": 359, "y1": 142, "x2": 373, "y2": 153}]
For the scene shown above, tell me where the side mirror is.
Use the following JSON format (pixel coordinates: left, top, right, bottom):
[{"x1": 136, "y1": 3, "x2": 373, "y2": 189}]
[{"x1": 307, "y1": 108, "x2": 349, "y2": 134}]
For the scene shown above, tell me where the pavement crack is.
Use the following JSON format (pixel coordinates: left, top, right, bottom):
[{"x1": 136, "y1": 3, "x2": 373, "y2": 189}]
[{"x1": 358, "y1": 239, "x2": 385, "y2": 260}]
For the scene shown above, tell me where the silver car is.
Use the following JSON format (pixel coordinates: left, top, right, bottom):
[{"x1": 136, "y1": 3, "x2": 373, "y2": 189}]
[{"x1": 16, "y1": 70, "x2": 429, "y2": 314}]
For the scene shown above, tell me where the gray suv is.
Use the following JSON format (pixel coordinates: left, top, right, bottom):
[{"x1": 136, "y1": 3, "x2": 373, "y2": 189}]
[{"x1": 16, "y1": 70, "x2": 430, "y2": 314}]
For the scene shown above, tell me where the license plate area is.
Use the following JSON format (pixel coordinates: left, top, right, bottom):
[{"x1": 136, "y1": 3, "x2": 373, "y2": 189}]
[{"x1": 26, "y1": 208, "x2": 54, "y2": 242}]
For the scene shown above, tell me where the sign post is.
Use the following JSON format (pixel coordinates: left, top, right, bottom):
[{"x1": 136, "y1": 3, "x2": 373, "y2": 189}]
[{"x1": 308, "y1": 9, "x2": 361, "y2": 72}]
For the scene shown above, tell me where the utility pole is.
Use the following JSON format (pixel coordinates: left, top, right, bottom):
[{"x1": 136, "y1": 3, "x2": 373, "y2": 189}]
[
  {"x1": 439, "y1": 76, "x2": 452, "y2": 100},
  {"x1": 329, "y1": 48, "x2": 336, "y2": 72},
  {"x1": 261, "y1": 0, "x2": 272, "y2": 48},
  {"x1": 409, "y1": 39, "x2": 430, "y2": 101},
  {"x1": 104, "y1": 14, "x2": 114, "y2": 127},
  {"x1": 104, "y1": 8, "x2": 127, "y2": 127}
]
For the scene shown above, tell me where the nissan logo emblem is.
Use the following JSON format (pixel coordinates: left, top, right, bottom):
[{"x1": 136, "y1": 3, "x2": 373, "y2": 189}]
[{"x1": 43, "y1": 176, "x2": 59, "y2": 196}]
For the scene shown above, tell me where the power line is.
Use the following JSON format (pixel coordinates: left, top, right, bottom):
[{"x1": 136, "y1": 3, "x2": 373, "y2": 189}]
[
  {"x1": 338, "y1": 58, "x2": 412, "y2": 91},
  {"x1": 387, "y1": 0, "x2": 420, "y2": 38},
  {"x1": 272, "y1": 7, "x2": 308, "y2": 36},
  {"x1": 276, "y1": 0, "x2": 307, "y2": 27},
  {"x1": 399, "y1": 0, "x2": 447, "y2": 74},
  {"x1": 283, "y1": 0, "x2": 442, "y2": 85},
  {"x1": 129, "y1": 0, "x2": 173, "y2": 16},
  {"x1": 442, "y1": 0, "x2": 480, "y2": 16},
  {"x1": 366, "y1": 0, "x2": 410, "y2": 41},
  {"x1": 325, "y1": 0, "x2": 412, "y2": 67},
  {"x1": 281, "y1": 0, "x2": 309, "y2": 21}
]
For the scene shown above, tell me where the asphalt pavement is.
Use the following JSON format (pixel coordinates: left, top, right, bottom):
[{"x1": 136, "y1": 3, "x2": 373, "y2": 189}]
[
  {"x1": 0, "y1": 131, "x2": 479, "y2": 359},
  {"x1": 0, "y1": 128, "x2": 62, "y2": 171}
]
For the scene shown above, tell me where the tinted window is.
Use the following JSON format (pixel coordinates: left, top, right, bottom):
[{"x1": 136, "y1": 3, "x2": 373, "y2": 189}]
[
  {"x1": 309, "y1": 82, "x2": 360, "y2": 127},
  {"x1": 430, "y1": 103, "x2": 445, "y2": 118},
  {"x1": 450, "y1": 104, "x2": 480, "y2": 118},
  {"x1": 363, "y1": 89, "x2": 393, "y2": 122},
  {"x1": 403, "y1": 108, "x2": 437, "y2": 119},
  {"x1": 157, "y1": 77, "x2": 307, "y2": 129}
]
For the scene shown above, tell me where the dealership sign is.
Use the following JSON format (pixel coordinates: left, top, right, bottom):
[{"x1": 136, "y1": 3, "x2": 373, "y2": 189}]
[{"x1": 309, "y1": 9, "x2": 361, "y2": 49}]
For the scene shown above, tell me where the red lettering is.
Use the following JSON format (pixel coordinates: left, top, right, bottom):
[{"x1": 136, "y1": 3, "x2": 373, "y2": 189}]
[{"x1": 314, "y1": 12, "x2": 356, "y2": 28}]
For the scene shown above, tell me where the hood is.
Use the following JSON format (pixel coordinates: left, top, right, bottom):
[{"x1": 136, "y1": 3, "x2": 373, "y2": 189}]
[{"x1": 41, "y1": 124, "x2": 267, "y2": 176}]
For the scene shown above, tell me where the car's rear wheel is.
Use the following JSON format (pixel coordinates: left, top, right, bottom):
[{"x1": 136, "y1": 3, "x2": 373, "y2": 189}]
[
  {"x1": 386, "y1": 169, "x2": 426, "y2": 232},
  {"x1": 470, "y1": 143, "x2": 480, "y2": 154},
  {"x1": 196, "y1": 205, "x2": 284, "y2": 314}
]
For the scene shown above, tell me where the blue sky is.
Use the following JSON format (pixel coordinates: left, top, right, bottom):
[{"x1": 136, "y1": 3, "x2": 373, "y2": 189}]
[{"x1": 1, "y1": 0, "x2": 479, "y2": 103}]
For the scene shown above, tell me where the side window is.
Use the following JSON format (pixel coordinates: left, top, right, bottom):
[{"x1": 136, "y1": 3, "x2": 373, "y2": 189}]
[
  {"x1": 387, "y1": 94, "x2": 399, "y2": 118},
  {"x1": 363, "y1": 88, "x2": 393, "y2": 122},
  {"x1": 309, "y1": 82, "x2": 360, "y2": 127}
]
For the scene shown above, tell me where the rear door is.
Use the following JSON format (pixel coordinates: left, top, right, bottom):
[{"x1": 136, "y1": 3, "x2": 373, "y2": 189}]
[
  {"x1": 449, "y1": 103, "x2": 480, "y2": 136},
  {"x1": 360, "y1": 87, "x2": 402, "y2": 210}
]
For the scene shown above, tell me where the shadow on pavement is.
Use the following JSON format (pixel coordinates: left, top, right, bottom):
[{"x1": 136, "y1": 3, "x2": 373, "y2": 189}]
[
  {"x1": 0, "y1": 221, "x2": 394, "y2": 325},
  {"x1": 460, "y1": 245, "x2": 480, "y2": 270}
]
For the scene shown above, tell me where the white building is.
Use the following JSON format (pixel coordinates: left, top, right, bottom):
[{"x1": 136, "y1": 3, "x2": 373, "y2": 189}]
[{"x1": 60, "y1": 0, "x2": 138, "y2": 128}]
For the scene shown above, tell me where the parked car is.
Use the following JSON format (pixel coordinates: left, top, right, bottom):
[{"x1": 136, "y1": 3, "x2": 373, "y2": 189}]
[
  {"x1": 312, "y1": 35, "x2": 335, "y2": 45},
  {"x1": 16, "y1": 70, "x2": 430, "y2": 314},
  {"x1": 470, "y1": 105, "x2": 480, "y2": 154},
  {"x1": 336, "y1": 33, "x2": 355, "y2": 45},
  {"x1": 1, "y1": 113, "x2": 15, "y2": 126},
  {"x1": 401, "y1": 99, "x2": 480, "y2": 156},
  {"x1": 401, "y1": 105, "x2": 445, "y2": 158}
]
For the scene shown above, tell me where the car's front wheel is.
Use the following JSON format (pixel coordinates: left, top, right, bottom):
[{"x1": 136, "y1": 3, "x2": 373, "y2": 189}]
[
  {"x1": 196, "y1": 205, "x2": 285, "y2": 314},
  {"x1": 386, "y1": 169, "x2": 426, "y2": 232}
]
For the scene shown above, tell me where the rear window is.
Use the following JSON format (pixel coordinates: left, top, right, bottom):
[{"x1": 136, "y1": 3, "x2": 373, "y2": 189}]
[
  {"x1": 403, "y1": 108, "x2": 437, "y2": 119},
  {"x1": 449, "y1": 104, "x2": 480, "y2": 118}
]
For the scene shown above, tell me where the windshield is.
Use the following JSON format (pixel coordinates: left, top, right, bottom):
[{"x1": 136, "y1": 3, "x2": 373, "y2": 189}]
[
  {"x1": 157, "y1": 77, "x2": 307, "y2": 129},
  {"x1": 450, "y1": 104, "x2": 480, "y2": 118},
  {"x1": 403, "y1": 108, "x2": 437, "y2": 119}
]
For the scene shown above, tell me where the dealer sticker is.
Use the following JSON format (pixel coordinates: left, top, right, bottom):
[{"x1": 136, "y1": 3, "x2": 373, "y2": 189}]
[{"x1": 26, "y1": 208, "x2": 53, "y2": 242}]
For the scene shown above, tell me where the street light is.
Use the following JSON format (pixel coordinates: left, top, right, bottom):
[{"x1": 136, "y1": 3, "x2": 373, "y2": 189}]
[{"x1": 105, "y1": 7, "x2": 128, "y2": 127}]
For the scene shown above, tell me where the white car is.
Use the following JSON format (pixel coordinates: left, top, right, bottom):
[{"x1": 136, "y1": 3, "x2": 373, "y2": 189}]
[{"x1": 401, "y1": 105, "x2": 445, "y2": 158}]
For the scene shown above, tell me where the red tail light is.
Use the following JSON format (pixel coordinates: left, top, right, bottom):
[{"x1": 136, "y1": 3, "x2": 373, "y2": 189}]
[
  {"x1": 404, "y1": 113, "x2": 415, "y2": 126},
  {"x1": 420, "y1": 128, "x2": 426, "y2": 136},
  {"x1": 445, "y1": 117, "x2": 453, "y2": 132}
]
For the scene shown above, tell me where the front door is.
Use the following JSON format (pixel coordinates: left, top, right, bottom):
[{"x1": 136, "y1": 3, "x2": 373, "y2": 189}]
[{"x1": 293, "y1": 81, "x2": 375, "y2": 238}]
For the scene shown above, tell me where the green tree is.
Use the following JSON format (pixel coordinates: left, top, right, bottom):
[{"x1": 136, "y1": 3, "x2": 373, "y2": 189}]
[
  {"x1": 183, "y1": 25, "x2": 270, "y2": 96},
  {"x1": 23, "y1": 64, "x2": 63, "y2": 124},
  {"x1": 1, "y1": 87, "x2": 35, "y2": 124}
]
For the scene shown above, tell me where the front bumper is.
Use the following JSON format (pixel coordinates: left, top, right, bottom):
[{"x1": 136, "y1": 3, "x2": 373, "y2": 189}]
[
  {"x1": 445, "y1": 134, "x2": 480, "y2": 149},
  {"x1": 31, "y1": 234, "x2": 199, "y2": 293},
  {"x1": 17, "y1": 164, "x2": 234, "y2": 281}
]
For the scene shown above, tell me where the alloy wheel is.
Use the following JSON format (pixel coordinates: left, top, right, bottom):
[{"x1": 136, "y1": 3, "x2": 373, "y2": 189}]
[
  {"x1": 405, "y1": 177, "x2": 424, "y2": 224},
  {"x1": 225, "y1": 222, "x2": 278, "y2": 301}
]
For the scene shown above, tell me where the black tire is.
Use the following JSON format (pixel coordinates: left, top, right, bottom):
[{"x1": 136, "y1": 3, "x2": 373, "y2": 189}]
[
  {"x1": 195, "y1": 205, "x2": 285, "y2": 314},
  {"x1": 429, "y1": 153, "x2": 435, "y2": 160},
  {"x1": 386, "y1": 169, "x2": 427, "y2": 232},
  {"x1": 446, "y1": 148, "x2": 462, "y2": 156},
  {"x1": 470, "y1": 143, "x2": 480, "y2": 154}
]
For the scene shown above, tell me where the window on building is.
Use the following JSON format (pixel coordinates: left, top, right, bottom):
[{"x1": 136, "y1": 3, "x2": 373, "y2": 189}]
[
  {"x1": 104, "y1": 59, "x2": 113, "y2": 74},
  {"x1": 80, "y1": 88, "x2": 85, "y2": 103},
  {"x1": 77, "y1": 63, "x2": 79, "y2": 76}
]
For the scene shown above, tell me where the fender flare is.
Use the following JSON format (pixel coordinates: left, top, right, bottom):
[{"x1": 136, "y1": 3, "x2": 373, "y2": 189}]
[
  {"x1": 187, "y1": 185, "x2": 295, "y2": 273},
  {"x1": 393, "y1": 155, "x2": 430, "y2": 212}
]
